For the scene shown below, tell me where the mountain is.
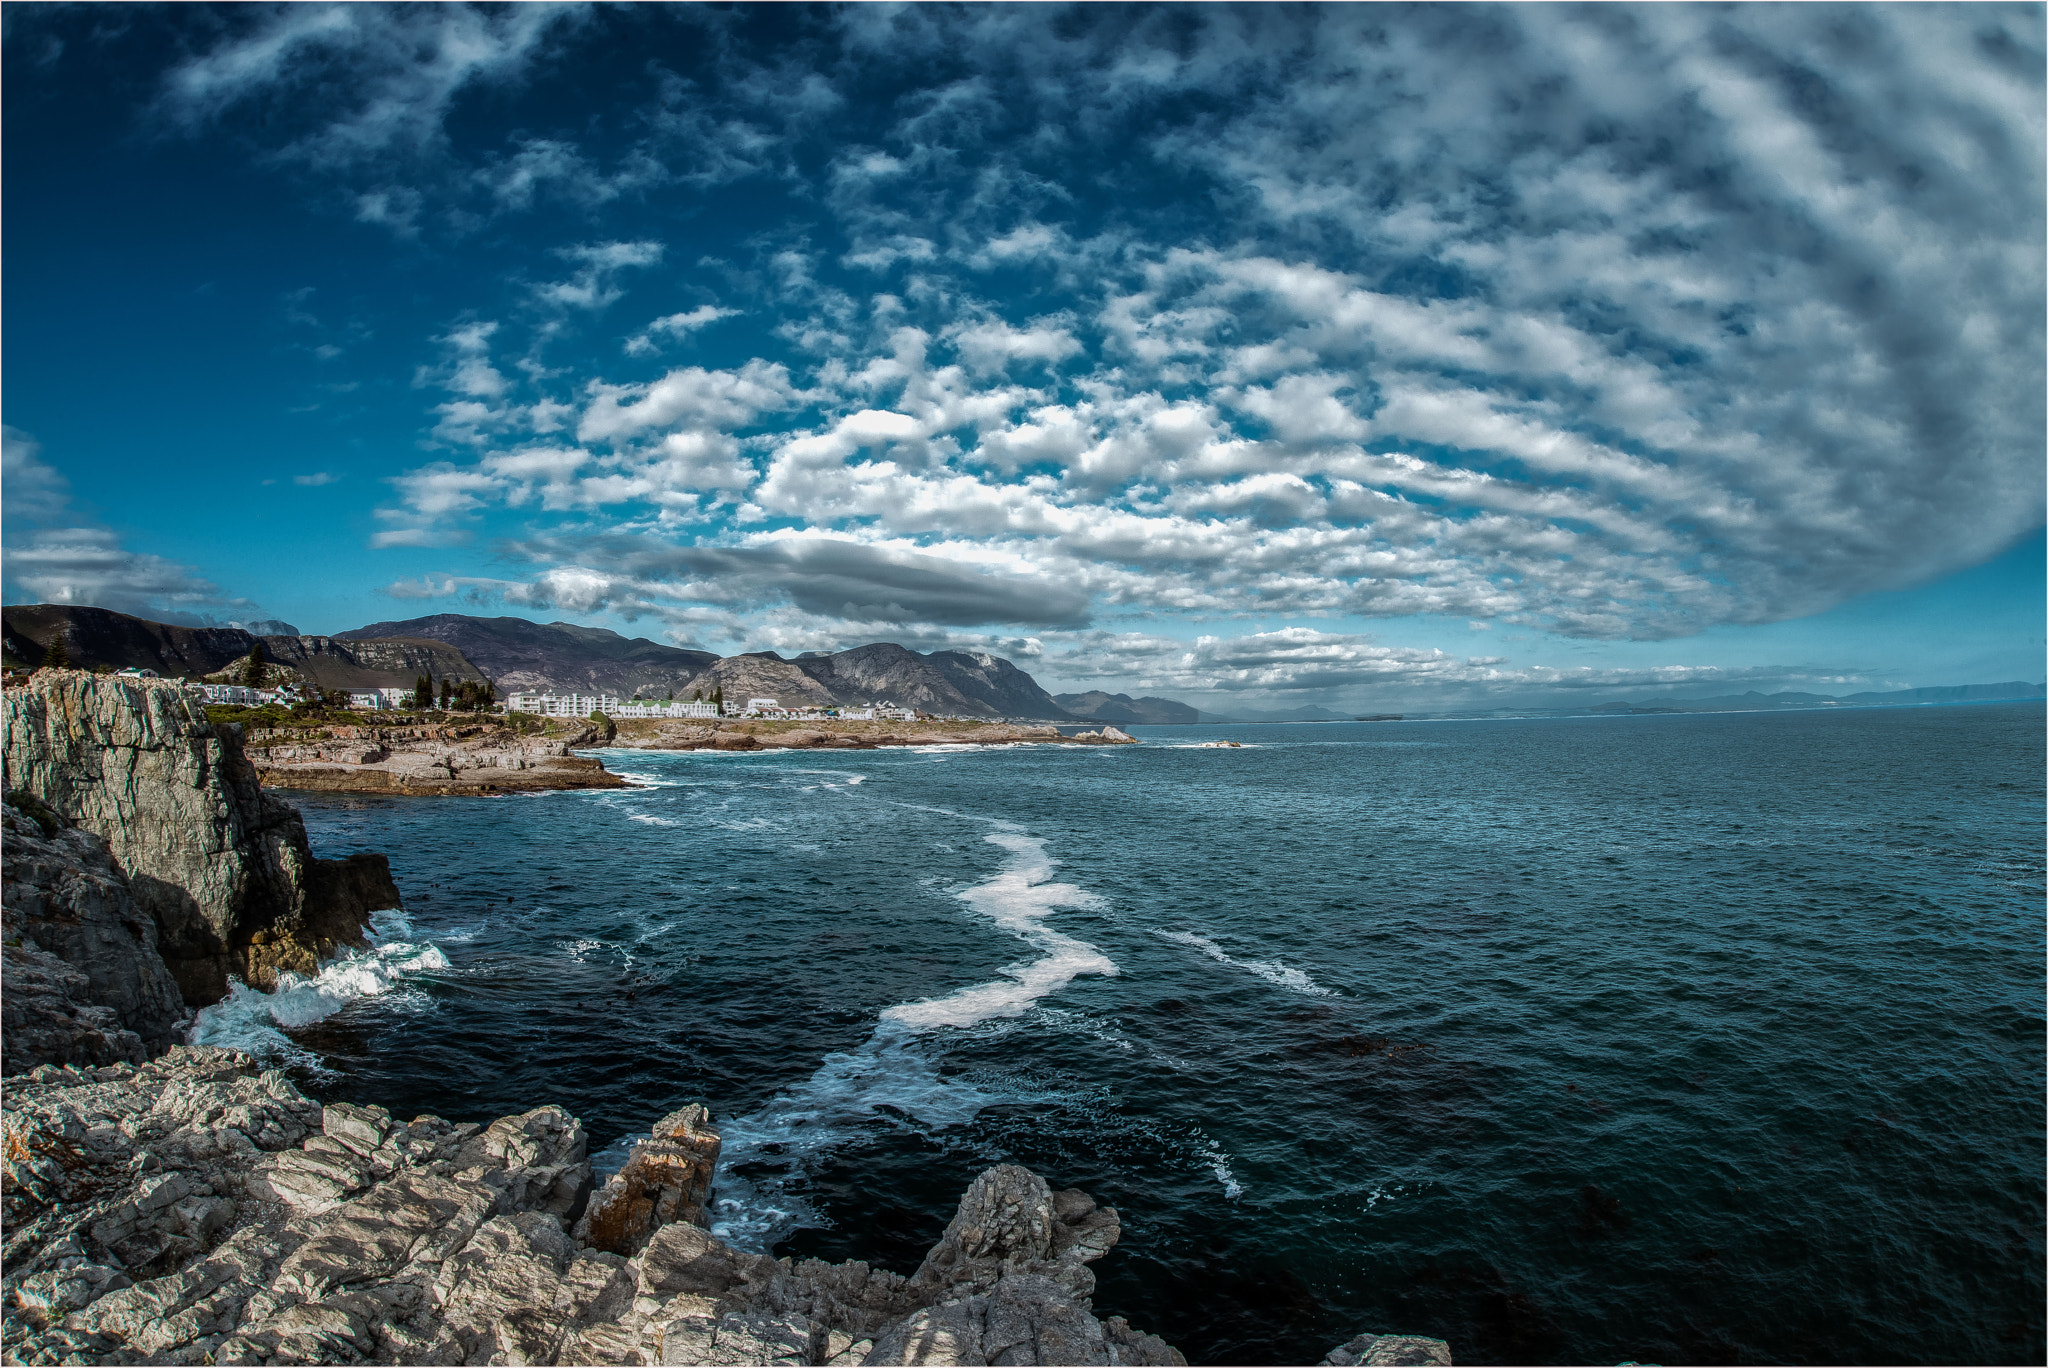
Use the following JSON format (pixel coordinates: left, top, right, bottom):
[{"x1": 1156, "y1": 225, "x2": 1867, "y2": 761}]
[
  {"x1": 1600, "y1": 683, "x2": 2046, "y2": 713},
  {"x1": 1196, "y1": 703, "x2": 1360, "y2": 723},
  {"x1": 2, "y1": 605, "x2": 482, "y2": 691},
  {"x1": 695, "y1": 643, "x2": 1075, "y2": 720},
  {"x1": 336, "y1": 614, "x2": 719, "y2": 698},
  {"x1": 1055, "y1": 691, "x2": 1200, "y2": 725}
]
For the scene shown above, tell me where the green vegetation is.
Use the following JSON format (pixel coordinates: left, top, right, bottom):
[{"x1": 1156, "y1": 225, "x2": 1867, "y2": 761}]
[
  {"x1": 240, "y1": 644, "x2": 266, "y2": 689},
  {"x1": 39, "y1": 635, "x2": 69, "y2": 670},
  {"x1": 413, "y1": 675, "x2": 433, "y2": 710}
]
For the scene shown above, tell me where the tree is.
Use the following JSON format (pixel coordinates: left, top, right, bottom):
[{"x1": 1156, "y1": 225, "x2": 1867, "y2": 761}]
[
  {"x1": 413, "y1": 675, "x2": 433, "y2": 711},
  {"x1": 439, "y1": 677, "x2": 454, "y2": 710},
  {"x1": 38, "y1": 634, "x2": 69, "y2": 670},
  {"x1": 240, "y1": 644, "x2": 265, "y2": 689},
  {"x1": 711, "y1": 684, "x2": 725, "y2": 716}
]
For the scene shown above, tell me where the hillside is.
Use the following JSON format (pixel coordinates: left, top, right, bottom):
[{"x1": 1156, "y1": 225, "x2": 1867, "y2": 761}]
[
  {"x1": 2, "y1": 605, "x2": 483, "y2": 690},
  {"x1": 1055, "y1": 691, "x2": 1199, "y2": 725},
  {"x1": 336, "y1": 614, "x2": 718, "y2": 698}
]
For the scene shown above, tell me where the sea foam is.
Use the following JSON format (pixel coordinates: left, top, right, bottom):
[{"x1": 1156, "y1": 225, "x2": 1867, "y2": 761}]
[
  {"x1": 712, "y1": 826, "x2": 1118, "y2": 1250},
  {"x1": 186, "y1": 910, "x2": 450, "y2": 1062},
  {"x1": 1158, "y1": 929, "x2": 1335, "y2": 997}
]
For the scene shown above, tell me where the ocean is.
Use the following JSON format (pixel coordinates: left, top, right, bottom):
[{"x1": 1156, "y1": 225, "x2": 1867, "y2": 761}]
[{"x1": 194, "y1": 703, "x2": 2046, "y2": 1365}]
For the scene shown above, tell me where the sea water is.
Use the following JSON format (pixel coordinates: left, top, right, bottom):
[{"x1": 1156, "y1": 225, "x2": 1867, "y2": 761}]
[{"x1": 196, "y1": 704, "x2": 2045, "y2": 1364}]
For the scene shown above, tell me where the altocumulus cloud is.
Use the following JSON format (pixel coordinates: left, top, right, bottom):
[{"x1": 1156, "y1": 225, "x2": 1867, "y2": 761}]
[{"x1": 150, "y1": 4, "x2": 2043, "y2": 687}]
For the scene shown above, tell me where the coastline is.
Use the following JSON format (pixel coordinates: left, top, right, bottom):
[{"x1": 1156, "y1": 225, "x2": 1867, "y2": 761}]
[{"x1": 246, "y1": 717, "x2": 1136, "y2": 795}]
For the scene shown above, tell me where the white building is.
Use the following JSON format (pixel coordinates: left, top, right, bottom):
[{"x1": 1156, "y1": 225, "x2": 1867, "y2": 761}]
[
  {"x1": 187, "y1": 683, "x2": 265, "y2": 706},
  {"x1": 507, "y1": 692, "x2": 622, "y2": 717},
  {"x1": 613, "y1": 700, "x2": 721, "y2": 719},
  {"x1": 746, "y1": 698, "x2": 778, "y2": 713}
]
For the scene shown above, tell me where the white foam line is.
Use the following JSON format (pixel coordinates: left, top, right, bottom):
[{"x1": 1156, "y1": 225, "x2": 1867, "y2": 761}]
[
  {"x1": 712, "y1": 828, "x2": 1118, "y2": 1251},
  {"x1": 1157, "y1": 929, "x2": 1336, "y2": 997},
  {"x1": 186, "y1": 910, "x2": 450, "y2": 1063}
]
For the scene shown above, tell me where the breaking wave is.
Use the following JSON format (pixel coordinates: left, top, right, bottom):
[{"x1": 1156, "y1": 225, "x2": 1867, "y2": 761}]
[
  {"x1": 711, "y1": 827, "x2": 1117, "y2": 1251},
  {"x1": 186, "y1": 909, "x2": 450, "y2": 1063}
]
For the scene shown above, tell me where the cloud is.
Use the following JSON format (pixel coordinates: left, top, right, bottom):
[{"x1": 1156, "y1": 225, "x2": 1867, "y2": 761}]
[
  {"x1": 391, "y1": 531, "x2": 1092, "y2": 631},
  {"x1": 293, "y1": 471, "x2": 341, "y2": 486},
  {"x1": 533, "y1": 240, "x2": 665, "y2": 312},
  {"x1": 2, "y1": 429, "x2": 250, "y2": 618},
  {"x1": 624, "y1": 305, "x2": 741, "y2": 356},
  {"x1": 156, "y1": 5, "x2": 2040, "y2": 663},
  {"x1": 158, "y1": 3, "x2": 581, "y2": 167}
]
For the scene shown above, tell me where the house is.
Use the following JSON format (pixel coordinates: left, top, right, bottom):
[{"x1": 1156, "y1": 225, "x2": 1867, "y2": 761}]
[{"x1": 187, "y1": 683, "x2": 264, "y2": 706}]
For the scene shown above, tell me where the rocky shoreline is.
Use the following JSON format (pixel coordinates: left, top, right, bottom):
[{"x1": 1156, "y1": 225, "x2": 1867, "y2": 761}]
[
  {"x1": 0, "y1": 1052, "x2": 1451, "y2": 1367},
  {"x1": 245, "y1": 722, "x2": 631, "y2": 797},
  {"x1": 246, "y1": 717, "x2": 1136, "y2": 796},
  {"x1": 0, "y1": 671, "x2": 1454, "y2": 1366}
]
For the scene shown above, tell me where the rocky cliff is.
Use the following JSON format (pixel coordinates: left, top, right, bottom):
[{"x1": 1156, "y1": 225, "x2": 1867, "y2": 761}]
[{"x1": 1, "y1": 672, "x2": 400, "y2": 1006}]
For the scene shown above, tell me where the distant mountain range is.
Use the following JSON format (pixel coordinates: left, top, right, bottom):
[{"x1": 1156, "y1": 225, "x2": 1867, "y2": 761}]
[
  {"x1": 5, "y1": 606, "x2": 1090, "y2": 721},
  {"x1": 1054, "y1": 691, "x2": 1200, "y2": 725},
  {"x1": 1593, "y1": 683, "x2": 2045, "y2": 713},
  {"x1": 1, "y1": 605, "x2": 482, "y2": 692},
  {"x1": 337, "y1": 614, "x2": 717, "y2": 699}
]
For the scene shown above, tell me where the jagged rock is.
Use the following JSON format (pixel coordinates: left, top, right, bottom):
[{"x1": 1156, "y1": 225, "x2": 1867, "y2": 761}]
[
  {"x1": 1320, "y1": 1332, "x2": 1456, "y2": 1366},
  {"x1": 577, "y1": 1105, "x2": 721, "y2": 1256},
  {"x1": 0, "y1": 671, "x2": 400, "y2": 1004},
  {"x1": 2, "y1": 803, "x2": 186, "y2": 1074},
  {"x1": 5, "y1": 1053, "x2": 1366, "y2": 1367}
]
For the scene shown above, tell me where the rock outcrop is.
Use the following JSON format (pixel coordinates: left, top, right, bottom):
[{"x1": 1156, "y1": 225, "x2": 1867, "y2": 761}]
[
  {"x1": 0, "y1": 1048, "x2": 1192, "y2": 1367},
  {"x1": 245, "y1": 722, "x2": 628, "y2": 796},
  {"x1": 1, "y1": 672, "x2": 399, "y2": 1005},
  {"x1": 1, "y1": 802, "x2": 188, "y2": 1074},
  {"x1": 1318, "y1": 1333, "x2": 1455, "y2": 1366}
]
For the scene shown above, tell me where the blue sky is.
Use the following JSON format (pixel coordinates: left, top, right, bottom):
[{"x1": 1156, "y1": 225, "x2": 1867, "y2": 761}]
[{"x1": 3, "y1": 3, "x2": 2041, "y2": 708}]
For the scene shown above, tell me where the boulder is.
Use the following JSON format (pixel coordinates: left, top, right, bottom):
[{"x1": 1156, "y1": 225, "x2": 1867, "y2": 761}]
[
  {"x1": 1, "y1": 671, "x2": 401, "y2": 1004},
  {"x1": 577, "y1": 1104, "x2": 721, "y2": 1255},
  {"x1": 1321, "y1": 1332, "x2": 1456, "y2": 1365}
]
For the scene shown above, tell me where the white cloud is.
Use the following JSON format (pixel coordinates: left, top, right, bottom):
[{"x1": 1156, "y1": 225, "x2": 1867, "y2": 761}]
[
  {"x1": 2, "y1": 429, "x2": 251, "y2": 617},
  {"x1": 624, "y1": 305, "x2": 741, "y2": 356}
]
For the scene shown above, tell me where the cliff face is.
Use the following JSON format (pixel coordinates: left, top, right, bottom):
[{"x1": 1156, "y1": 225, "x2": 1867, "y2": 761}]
[
  {"x1": 255, "y1": 635, "x2": 485, "y2": 691},
  {"x1": 1, "y1": 804, "x2": 188, "y2": 1073},
  {"x1": 1, "y1": 672, "x2": 398, "y2": 1005},
  {"x1": 2, "y1": 605, "x2": 258, "y2": 677}
]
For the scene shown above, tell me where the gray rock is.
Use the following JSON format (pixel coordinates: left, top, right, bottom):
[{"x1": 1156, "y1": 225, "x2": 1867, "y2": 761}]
[
  {"x1": 5, "y1": 1050, "x2": 1431, "y2": 1367},
  {"x1": 2, "y1": 804, "x2": 186, "y2": 1073},
  {"x1": 1, "y1": 671, "x2": 400, "y2": 1005},
  {"x1": 1321, "y1": 1332, "x2": 1456, "y2": 1366}
]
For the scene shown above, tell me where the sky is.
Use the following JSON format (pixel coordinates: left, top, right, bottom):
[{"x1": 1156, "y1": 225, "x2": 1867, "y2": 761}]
[{"x1": 2, "y1": 3, "x2": 2042, "y2": 710}]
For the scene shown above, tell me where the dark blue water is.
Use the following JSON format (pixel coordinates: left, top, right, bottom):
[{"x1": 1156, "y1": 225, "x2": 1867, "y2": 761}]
[{"x1": 208, "y1": 705, "x2": 2045, "y2": 1365}]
